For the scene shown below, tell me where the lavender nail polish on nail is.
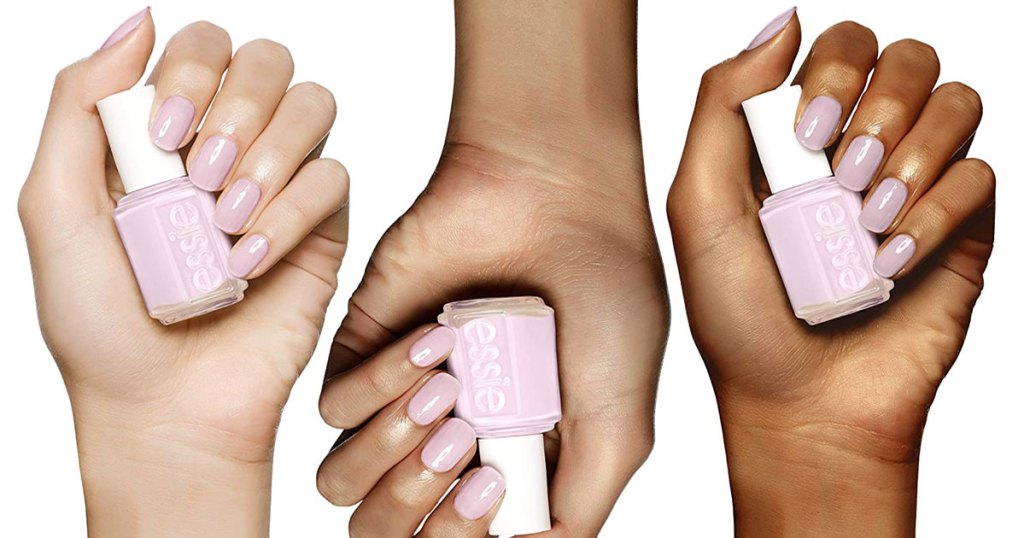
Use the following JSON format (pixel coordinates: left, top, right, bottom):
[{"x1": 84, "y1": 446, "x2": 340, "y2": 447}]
[
  {"x1": 100, "y1": 7, "x2": 149, "y2": 50},
  {"x1": 454, "y1": 467, "x2": 506, "y2": 521},
  {"x1": 228, "y1": 234, "x2": 268, "y2": 279},
  {"x1": 796, "y1": 95, "x2": 842, "y2": 151},
  {"x1": 190, "y1": 136, "x2": 238, "y2": 191},
  {"x1": 407, "y1": 373, "x2": 461, "y2": 426},
  {"x1": 409, "y1": 326, "x2": 457, "y2": 367},
  {"x1": 874, "y1": 234, "x2": 916, "y2": 278},
  {"x1": 835, "y1": 135, "x2": 885, "y2": 191},
  {"x1": 421, "y1": 419, "x2": 475, "y2": 473},
  {"x1": 150, "y1": 96, "x2": 195, "y2": 151},
  {"x1": 214, "y1": 178, "x2": 261, "y2": 233},
  {"x1": 860, "y1": 178, "x2": 908, "y2": 233},
  {"x1": 746, "y1": 7, "x2": 797, "y2": 50}
]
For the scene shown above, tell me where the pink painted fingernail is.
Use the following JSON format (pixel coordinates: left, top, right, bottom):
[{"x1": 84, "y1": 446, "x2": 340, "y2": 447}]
[
  {"x1": 454, "y1": 467, "x2": 506, "y2": 520},
  {"x1": 214, "y1": 178, "x2": 261, "y2": 233},
  {"x1": 860, "y1": 177, "x2": 908, "y2": 233},
  {"x1": 228, "y1": 234, "x2": 268, "y2": 279},
  {"x1": 190, "y1": 136, "x2": 238, "y2": 191},
  {"x1": 874, "y1": 234, "x2": 916, "y2": 278},
  {"x1": 746, "y1": 7, "x2": 796, "y2": 50},
  {"x1": 835, "y1": 135, "x2": 885, "y2": 191},
  {"x1": 407, "y1": 373, "x2": 461, "y2": 426},
  {"x1": 409, "y1": 326, "x2": 456, "y2": 367},
  {"x1": 421, "y1": 419, "x2": 475, "y2": 473},
  {"x1": 150, "y1": 95, "x2": 195, "y2": 151},
  {"x1": 100, "y1": 7, "x2": 149, "y2": 50},
  {"x1": 796, "y1": 95, "x2": 842, "y2": 151}
]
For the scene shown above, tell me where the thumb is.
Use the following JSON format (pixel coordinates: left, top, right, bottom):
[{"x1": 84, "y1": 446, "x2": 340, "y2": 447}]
[{"x1": 23, "y1": 7, "x2": 155, "y2": 219}]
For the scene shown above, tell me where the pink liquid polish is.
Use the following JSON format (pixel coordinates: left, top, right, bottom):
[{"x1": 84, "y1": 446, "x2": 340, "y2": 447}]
[
  {"x1": 743, "y1": 86, "x2": 892, "y2": 324},
  {"x1": 98, "y1": 86, "x2": 246, "y2": 324},
  {"x1": 439, "y1": 297, "x2": 560, "y2": 536}
]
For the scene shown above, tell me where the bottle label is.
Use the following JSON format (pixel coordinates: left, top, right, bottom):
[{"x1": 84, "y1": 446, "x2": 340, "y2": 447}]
[
  {"x1": 158, "y1": 198, "x2": 227, "y2": 295},
  {"x1": 804, "y1": 198, "x2": 872, "y2": 295},
  {"x1": 461, "y1": 318, "x2": 519, "y2": 417}
]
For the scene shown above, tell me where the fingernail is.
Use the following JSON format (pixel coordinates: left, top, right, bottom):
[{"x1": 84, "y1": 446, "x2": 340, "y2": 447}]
[
  {"x1": 214, "y1": 179, "x2": 261, "y2": 233},
  {"x1": 454, "y1": 467, "x2": 506, "y2": 520},
  {"x1": 796, "y1": 95, "x2": 842, "y2": 151},
  {"x1": 746, "y1": 7, "x2": 797, "y2": 50},
  {"x1": 859, "y1": 178, "x2": 908, "y2": 233},
  {"x1": 421, "y1": 419, "x2": 475, "y2": 473},
  {"x1": 835, "y1": 135, "x2": 885, "y2": 191},
  {"x1": 409, "y1": 326, "x2": 457, "y2": 367},
  {"x1": 190, "y1": 136, "x2": 238, "y2": 191},
  {"x1": 874, "y1": 234, "x2": 916, "y2": 278},
  {"x1": 407, "y1": 373, "x2": 461, "y2": 426},
  {"x1": 228, "y1": 234, "x2": 268, "y2": 279},
  {"x1": 100, "y1": 7, "x2": 149, "y2": 50},
  {"x1": 150, "y1": 96, "x2": 195, "y2": 151}
]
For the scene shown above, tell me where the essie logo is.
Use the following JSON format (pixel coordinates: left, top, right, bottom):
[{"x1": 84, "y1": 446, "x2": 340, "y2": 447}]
[
  {"x1": 811, "y1": 201, "x2": 871, "y2": 292},
  {"x1": 462, "y1": 319, "x2": 516, "y2": 416},
  {"x1": 166, "y1": 201, "x2": 225, "y2": 293}
]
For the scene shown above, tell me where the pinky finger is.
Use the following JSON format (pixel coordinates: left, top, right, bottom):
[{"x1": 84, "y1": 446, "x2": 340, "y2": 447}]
[
  {"x1": 417, "y1": 467, "x2": 506, "y2": 538},
  {"x1": 227, "y1": 158, "x2": 349, "y2": 279},
  {"x1": 873, "y1": 158, "x2": 995, "y2": 278}
]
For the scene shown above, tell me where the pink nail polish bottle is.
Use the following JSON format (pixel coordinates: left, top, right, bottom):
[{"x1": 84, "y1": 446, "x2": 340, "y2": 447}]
[
  {"x1": 439, "y1": 297, "x2": 560, "y2": 536},
  {"x1": 98, "y1": 86, "x2": 246, "y2": 324},
  {"x1": 743, "y1": 86, "x2": 892, "y2": 324}
]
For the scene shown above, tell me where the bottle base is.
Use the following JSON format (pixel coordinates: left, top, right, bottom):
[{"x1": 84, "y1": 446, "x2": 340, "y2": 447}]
[
  {"x1": 150, "y1": 278, "x2": 248, "y2": 325},
  {"x1": 796, "y1": 277, "x2": 894, "y2": 325}
]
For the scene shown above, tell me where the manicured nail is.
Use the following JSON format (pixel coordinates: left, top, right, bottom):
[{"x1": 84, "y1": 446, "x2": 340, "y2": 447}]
[
  {"x1": 796, "y1": 95, "x2": 842, "y2": 151},
  {"x1": 454, "y1": 467, "x2": 506, "y2": 520},
  {"x1": 214, "y1": 179, "x2": 261, "y2": 233},
  {"x1": 835, "y1": 135, "x2": 885, "y2": 191},
  {"x1": 421, "y1": 419, "x2": 475, "y2": 473},
  {"x1": 874, "y1": 234, "x2": 916, "y2": 278},
  {"x1": 190, "y1": 136, "x2": 238, "y2": 191},
  {"x1": 746, "y1": 7, "x2": 797, "y2": 50},
  {"x1": 227, "y1": 234, "x2": 268, "y2": 279},
  {"x1": 859, "y1": 177, "x2": 908, "y2": 233},
  {"x1": 407, "y1": 373, "x2": 461, "y2": 426},
  {"x1": 150, "y1": 96, "x2": 195, "y2": 151},
  {"x1": 100, "y1": 7, "x2": 149, "y2": 50},
  {"x1": 409, "y1": 326, "x2": 457, "y2": 367}
]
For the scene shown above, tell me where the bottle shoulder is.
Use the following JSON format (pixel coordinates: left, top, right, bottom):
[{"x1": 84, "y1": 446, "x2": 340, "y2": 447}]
[{"x1": 115, "y1": 176, "x2": 194, "y2": 211}]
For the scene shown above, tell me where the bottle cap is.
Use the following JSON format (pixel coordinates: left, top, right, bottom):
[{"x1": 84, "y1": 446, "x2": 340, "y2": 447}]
[
  {"x1": 741, "y1": 85, "x2": 832, "y2": 193},
  {"x1": 97, "y1": 85, "x2": 186, "y2": 193},
  {"x1": 478, "y1": 434, "x2": 551, "y2": 536}
]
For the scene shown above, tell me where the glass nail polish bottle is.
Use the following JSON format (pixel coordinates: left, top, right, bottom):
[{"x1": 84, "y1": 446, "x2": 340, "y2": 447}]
[
  {"x1": 743, "y1": 86, "x2": 892, "y2": 324},
  {"x1": 439, "y1": 297, "x2": 561, "y2": 536},
  {"x1": 98, "y1": 86, "x2": 246, "y2": 324}
]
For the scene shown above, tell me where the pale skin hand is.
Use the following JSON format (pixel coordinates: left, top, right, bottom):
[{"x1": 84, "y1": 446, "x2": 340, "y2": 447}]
[
  {"x1": 18, "y1": 12, "x2": 348, "y2": 536},
  {"x1": 317, "y1": 1, "x2": 669, "y2": 536},
  {"x1": 668, "y1": 14, "x2": 994, "y2": 537}
]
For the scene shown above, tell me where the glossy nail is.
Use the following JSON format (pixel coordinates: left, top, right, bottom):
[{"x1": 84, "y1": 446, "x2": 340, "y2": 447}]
[
  {"x1": 874, "y1": 234, "x2": 916, "y2": 278},
  {"x1": 190, "y1": 136, "x2": 238, "y2": 191},
  {"x1": 409, "y1": 326, "x2": 457, "y2": 367},
  {"x1": 860, "y1": 178, "x2": 908, "y2": 233},
  {"x1": 214, "y1": 179, "x2": 261, "y2": 233},
  {"x1": 796, "y1": 95, "x2": 842, "y2": 151},
  {"x1": 454, "y1": 467, "x2": 506, "y2": 520},
  {"x1": 835, "y1": 135, "x2": 885, "y2": 191},
  {"x1": 421, "y1": 419, "x2": 475, "y2": 473},
  {"x1": 228, "y1": 234, "x2": 268, "y2": 279},
  {"x1": 100, "y1": 7, "x2": 149, "y2": 50},
  {"x1": 150, "y1": 96, "x2": 195, "y2": 151},
  {"x1": 746, "y1": 7, "x2": 797, "y2": 50},
  {"x1": 407, "y1": 373, "x2": 461, "y2": 426}
]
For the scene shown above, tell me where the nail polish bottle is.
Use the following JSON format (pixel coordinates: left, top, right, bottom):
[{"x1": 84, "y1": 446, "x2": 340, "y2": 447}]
[
  {"x1": 743, "y1": 86, "x2": 892, "y2": 324},
  {"x1": 439, "y1": 297, "x2": 560, "y2": 536},
  {"x1": 98, "y1": 86, "x2": 246, "y2": 324}
]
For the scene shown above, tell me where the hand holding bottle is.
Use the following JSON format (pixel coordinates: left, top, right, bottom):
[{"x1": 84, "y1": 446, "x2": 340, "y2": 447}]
[
  {"x1": 668, "y1": 10, "x2": 994, "y2": 536},
  {"x1": 17, "y1": 10, "x2": 347, "y2": 535}
]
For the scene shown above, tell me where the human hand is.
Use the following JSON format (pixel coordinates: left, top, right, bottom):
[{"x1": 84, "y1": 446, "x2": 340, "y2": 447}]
[
  {"x1": 18, "y1": 9, "x2": 348, "y2": 535},
  {"x1": 668, "y1": 9, "x2": 993, "y2": 536}
]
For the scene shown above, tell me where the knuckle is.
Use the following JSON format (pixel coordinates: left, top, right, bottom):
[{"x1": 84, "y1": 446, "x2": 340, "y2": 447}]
[
  {"x1": 238, "y1": 38, "x2": 294, "y2": 69},
  {"x1": 311, "y1": 159, "x2": 350, "y2": 203},
  {"x1": 865, "y1": 90, "x2": 916, "y2": 123},
  {"x1": 273, "y1": 194, "x2": 312, "y2": 226},
  {"x1": 918, "y1": 195, "x2": 958, "y2": 229},
  {"x1": 53, "y1": 62, "x2": 84, "y2": 95},
  {"x1": 291, "y1": 82, "x2": 338, "y2": 118},
  {"x1": 318, "y1": 385, "x2": 357, "y2": 429},
  {"x1": 819, "y1": 59, "x2": 866, "y2": 87},
  {"x1": 380, "y1": 480, "x2": 421, "y2": 513},
  {"x1": 698, "y1": 62, "x2": 728, "y2": 93},
  {"x1": 885, "y1": 38, "x2": 939, "y2": 68},
  {"x1": 179, "y1": 20, "x2": 231, "y2": 49},
  {"x1": 957, "y1": 158, "x2": 996, "y2": 192},
  {"x1": 829, "y1": 20, "x2": 877, "y2": 44},
  {"x1": 316, "y1": 467, "x2": 358, "y2": 507},
  {"x1": 935, "y1": 82, "x2": 983, "y2": 117}
]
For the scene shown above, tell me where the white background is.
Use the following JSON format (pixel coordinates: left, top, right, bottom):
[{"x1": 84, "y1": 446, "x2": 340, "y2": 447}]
[{"x1": 1, "y1": 1, "x2": 1019, "y2": 536}]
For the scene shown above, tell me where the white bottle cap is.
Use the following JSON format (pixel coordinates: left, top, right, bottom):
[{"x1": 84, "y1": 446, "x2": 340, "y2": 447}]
[
  {"x1": 96, "y1": 85, "x2": 186, "y2": 193},
  {"x1": 478, "y1": 434, "x2": 551, "y2": 536},
  {"x1": 741, "y1": 85, "x2": 832, "y2": 193}
]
